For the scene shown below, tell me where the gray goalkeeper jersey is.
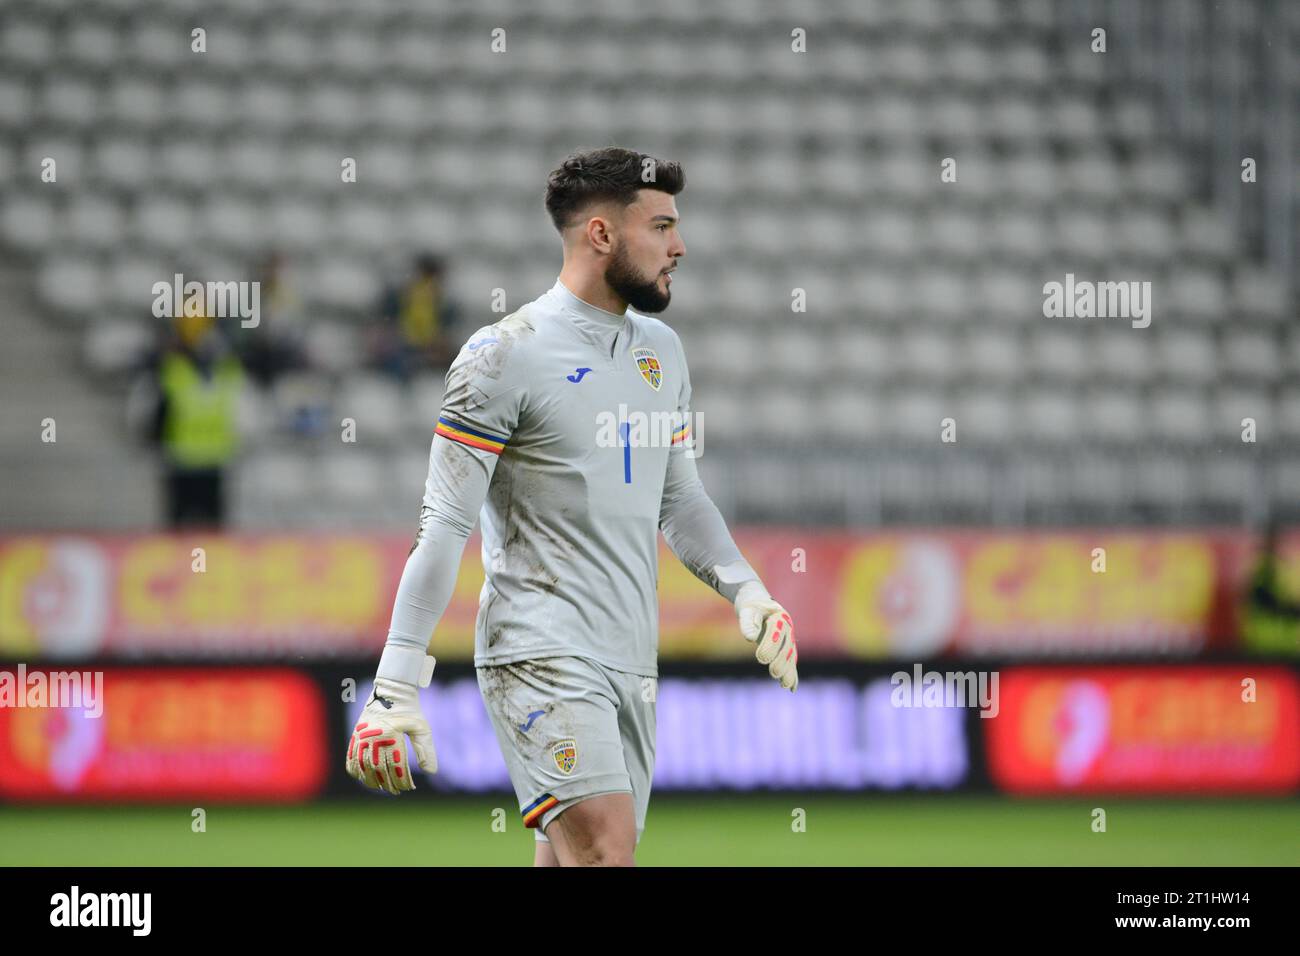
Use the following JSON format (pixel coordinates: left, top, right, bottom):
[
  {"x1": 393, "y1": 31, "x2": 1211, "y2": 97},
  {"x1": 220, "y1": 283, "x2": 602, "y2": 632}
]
[{"x1": 422, "y1": 279, "x2": 754, "y2": 677}]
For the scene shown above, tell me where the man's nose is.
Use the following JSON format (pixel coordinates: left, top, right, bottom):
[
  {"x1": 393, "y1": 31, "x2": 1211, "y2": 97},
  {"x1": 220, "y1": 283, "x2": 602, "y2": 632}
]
[{"x1": 670, "y1": 232, "x2": 686, "y2": 259}]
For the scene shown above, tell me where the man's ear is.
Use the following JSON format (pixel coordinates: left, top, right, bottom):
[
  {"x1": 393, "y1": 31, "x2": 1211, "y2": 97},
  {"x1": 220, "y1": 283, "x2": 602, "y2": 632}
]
[{"x1": 585, "y1": 214, "x2": 615, "y2": 254}]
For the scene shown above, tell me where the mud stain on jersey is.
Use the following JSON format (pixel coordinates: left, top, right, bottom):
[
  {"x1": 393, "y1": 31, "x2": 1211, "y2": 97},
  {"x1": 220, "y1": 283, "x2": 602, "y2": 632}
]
[
  {"x1": 517, "y1": 657, "x2": 564, "y2": 690},
  {"x1": 408, "y1": 505, "x2": 432, "y2": 555},
  {"x1": 456, "y1": 309, "x2": 535, "y2": 384},
  {"x1": 434, "y1": 434, "x2": 474, "y2": 494},
  {"x1": 497, "y1": 474, "x2": 563, "y2": 597},
  {"x1": 410, "y1": 439, "x2": 473, "y2": 548}
]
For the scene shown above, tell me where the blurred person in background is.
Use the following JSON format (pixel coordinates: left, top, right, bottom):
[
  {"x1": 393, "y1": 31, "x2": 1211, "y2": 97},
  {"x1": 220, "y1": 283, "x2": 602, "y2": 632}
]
[
  {"x1": 228, "y1": 250, "x2": 306, "y2": 387},
  {"x1": 371, "y1": 253, "x2": 461, "y2": 381},
  {"x1": 143, "y1": 311, "x2": 245, "y2": 528},
  {"x1": 1241, "y1": 523, "x2": 1300, "y2": 654}
]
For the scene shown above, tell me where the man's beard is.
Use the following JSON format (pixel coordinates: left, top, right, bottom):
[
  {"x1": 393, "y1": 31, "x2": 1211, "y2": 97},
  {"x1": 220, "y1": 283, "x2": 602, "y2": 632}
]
[{"x1": 605, "y1": 243, "x2": 671, "y2": 313}]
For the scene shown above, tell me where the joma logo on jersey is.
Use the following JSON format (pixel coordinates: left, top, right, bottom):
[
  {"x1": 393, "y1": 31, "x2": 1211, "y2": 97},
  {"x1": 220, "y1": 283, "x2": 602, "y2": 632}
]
[
  {"x1": 631, "y1": 347, "x2": 662, "y2": 390},
  {"x1": 595, "y1": 406, "x2": 698, "y2": 453},
  {"x1": 551, "y1": 739, "x2": 577, "y2": 774}
]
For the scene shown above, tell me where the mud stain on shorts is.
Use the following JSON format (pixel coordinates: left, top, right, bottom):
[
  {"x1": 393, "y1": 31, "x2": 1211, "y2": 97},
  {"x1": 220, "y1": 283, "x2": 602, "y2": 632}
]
[{"x1": 479, "y1": 660, "x2": 568, "y2": 751}]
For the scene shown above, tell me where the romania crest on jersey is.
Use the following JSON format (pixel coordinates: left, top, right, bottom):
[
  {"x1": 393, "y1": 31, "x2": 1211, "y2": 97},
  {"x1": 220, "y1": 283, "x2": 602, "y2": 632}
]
[
  {"x1": 632, "y1": 347, "x2": 662, "y2": 391},
  {"x1": 551, "y1": 738, "x2": 577, "y2": 774}
]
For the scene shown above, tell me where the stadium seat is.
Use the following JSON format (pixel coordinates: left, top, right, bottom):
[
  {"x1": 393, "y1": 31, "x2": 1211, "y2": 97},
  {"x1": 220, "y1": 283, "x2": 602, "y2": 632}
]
[
  {"x1": 1213, "y1": 387, "x2": 1272, "y2": 441},
  {"x1": 1148, "y1": 389, "x2": 1212, "y2": 444},
  {"x1": 955, "y1": 391, "x2": 1016, "y2": 445},
  {"x1": 1029, "y1": 331, "x2": 1089, "y2": 383},
  {"x1": 64, "y1": 196, "x2": 126, "y2": 250},
  {"x1": 1022, "y1": 389, "x2": 1082, "y2": 445},
  {"x1": 886, "y1": 390, "x2": 949, "y2": 444},
  {"x1": 1082, "y1": 388, "x2": 1146, "y2": 445},
  {"x1": 1091, "y1": 334, "x2": 1152, "y2": 385},
  {"x1": 1157, "y1": 330, "x2": 1218, "y2": 384},
  {"x1": 1231, "y1": 266, "x2": 1289, "y2": 320},
  {"x1": 39, "y1": 256, "x2": 102, "y2": 315},
  {"x1": 1221, "y1": 331, "x2": 1282, "y2": 385},
  {"x1": 334, "y1": 374, "x2": 406, "y2": 446},
  {"x1": 1275, "y1": 388, "x2": 1300, "y2": 441}
]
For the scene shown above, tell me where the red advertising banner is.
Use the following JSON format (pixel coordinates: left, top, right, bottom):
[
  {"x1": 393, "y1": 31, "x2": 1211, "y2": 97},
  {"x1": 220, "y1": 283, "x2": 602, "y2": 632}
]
[
  {"x1": 985, "y1": 666, "x2": 1300, "y2": 794},
  {"x1": 0, "y1": 667, "x2": 327, "y2": 800},
  {"x1": 0, "y1": 530, "x2": 1295, "y2": 660}
]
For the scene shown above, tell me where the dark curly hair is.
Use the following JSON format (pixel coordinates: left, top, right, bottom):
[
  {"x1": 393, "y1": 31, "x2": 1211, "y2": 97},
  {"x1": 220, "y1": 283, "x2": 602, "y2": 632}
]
[{"x1": 544, "y1": 146, "x2": 685, "y2": 233}]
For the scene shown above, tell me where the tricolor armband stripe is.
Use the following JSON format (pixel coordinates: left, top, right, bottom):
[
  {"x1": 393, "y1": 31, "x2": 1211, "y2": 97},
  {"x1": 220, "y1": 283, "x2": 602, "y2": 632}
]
[
  {"x1": 521, "y1": 793, "x2": 558, "y2": 828},
  {"x1": 671, "y1": 423, "x2": 691, "y2": 445},
  {"x1": 435, "y1": 417, "x2": 509, "y2": 454}
]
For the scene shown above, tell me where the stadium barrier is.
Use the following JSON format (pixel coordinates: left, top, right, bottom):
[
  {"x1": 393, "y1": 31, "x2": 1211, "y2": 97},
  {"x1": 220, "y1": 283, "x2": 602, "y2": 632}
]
[
  {"x1": 1, "y1": 530, "x2": 1296, "y2": 661},
  {"x1": 1, "y1": 662, "x2": 1295, "y2": 803}
]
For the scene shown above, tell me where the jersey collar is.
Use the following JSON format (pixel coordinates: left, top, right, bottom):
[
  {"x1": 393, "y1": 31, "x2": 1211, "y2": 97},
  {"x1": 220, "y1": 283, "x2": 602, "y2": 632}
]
[{"x1": 551, "y1": 278, "x2": 629, "y2": 334}]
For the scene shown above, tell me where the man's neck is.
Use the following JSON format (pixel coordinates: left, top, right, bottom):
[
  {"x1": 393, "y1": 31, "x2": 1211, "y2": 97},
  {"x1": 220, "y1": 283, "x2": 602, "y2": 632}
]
[{"x1": 557, "y1": 265, "x2": 628, "y2": 316}]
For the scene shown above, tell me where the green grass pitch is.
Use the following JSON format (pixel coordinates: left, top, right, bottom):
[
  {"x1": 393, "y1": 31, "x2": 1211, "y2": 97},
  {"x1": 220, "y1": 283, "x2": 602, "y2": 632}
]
[{"x1": 1, "y1": 796, "x2": 1295, "y2": 866}]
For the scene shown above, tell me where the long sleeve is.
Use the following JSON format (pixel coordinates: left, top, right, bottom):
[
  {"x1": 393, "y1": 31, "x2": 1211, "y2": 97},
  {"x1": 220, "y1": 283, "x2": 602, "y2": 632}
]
[
  {"x1": 375, "y1": 324, "x2": 525, "y2": 683},
  {"x1": 658, "y1": 332, "x2": 761, "y2": 603},
  {"x1": 384, "y1": 435, "x2": 496, "y2": 652}
]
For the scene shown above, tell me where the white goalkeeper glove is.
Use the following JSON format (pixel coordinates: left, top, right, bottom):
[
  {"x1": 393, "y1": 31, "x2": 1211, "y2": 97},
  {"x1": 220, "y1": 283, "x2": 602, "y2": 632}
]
[
  {"x1": 345, "y1": 671, "x2": 438, "y2": 795},
  {"x1": 735, "y1": 581, "x2": 798, "y2": 691}
]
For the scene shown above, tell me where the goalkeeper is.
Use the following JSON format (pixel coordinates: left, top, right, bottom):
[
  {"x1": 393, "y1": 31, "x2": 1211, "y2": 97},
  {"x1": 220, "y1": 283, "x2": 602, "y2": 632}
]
[{"x1": 346, "y1": 147, "x2": 798, "y2": 866}]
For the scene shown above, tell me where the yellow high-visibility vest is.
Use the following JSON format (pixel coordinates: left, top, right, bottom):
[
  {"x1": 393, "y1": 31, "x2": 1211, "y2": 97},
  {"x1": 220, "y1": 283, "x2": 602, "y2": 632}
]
[
  {"x1": 160, "y1": 352, "x2": 242, "y2": 468},
  {"x1": 399, "y1": 277, "x2": 440, "y2": 347}
]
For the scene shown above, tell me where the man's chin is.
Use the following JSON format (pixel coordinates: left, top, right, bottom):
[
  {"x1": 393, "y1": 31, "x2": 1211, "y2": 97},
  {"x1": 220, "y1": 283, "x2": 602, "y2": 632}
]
[
  {"x1": 606, "y1": 262, "x2": 672, "y2": 313},
  {"x1": 627, "y1": 282, "x2": 671, "y2": 313},
  {"x1": 631, "y1": 293, "x2": 670, "y2": 314}
]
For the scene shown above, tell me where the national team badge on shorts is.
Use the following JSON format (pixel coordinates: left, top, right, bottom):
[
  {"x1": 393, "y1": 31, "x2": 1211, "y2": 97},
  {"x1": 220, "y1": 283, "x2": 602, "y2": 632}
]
[
  {"x1": 632, "y1": 347, "x2": 662, "y2": 391},
  {"x1": 551, "y1": 738, "x2": 577, "y2": 774}
]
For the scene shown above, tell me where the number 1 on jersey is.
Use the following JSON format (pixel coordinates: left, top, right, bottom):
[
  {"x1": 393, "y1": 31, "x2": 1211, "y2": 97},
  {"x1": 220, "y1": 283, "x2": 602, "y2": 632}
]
[{"x1": 619, "y1": 422, "x2": 632, "y2": 484}]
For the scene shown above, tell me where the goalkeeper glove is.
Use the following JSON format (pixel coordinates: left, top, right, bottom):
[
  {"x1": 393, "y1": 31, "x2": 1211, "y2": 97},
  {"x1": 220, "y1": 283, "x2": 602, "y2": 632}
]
[
  {"x1": 345, "y1": 670, "x2": 438, "y2": 795},
  {"x1": 735, "y1": 581, "x2": 798, "y2": 691}
]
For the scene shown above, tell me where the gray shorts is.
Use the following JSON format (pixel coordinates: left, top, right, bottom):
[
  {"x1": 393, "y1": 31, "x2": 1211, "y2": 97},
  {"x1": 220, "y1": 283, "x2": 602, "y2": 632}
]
[{"x1": 476, "y1": 656, "x2": 655, "y2": 843}]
